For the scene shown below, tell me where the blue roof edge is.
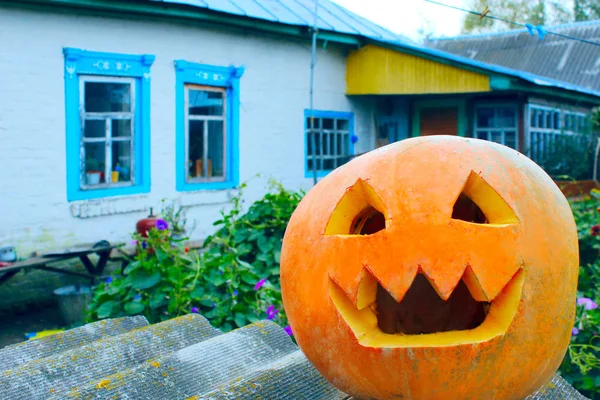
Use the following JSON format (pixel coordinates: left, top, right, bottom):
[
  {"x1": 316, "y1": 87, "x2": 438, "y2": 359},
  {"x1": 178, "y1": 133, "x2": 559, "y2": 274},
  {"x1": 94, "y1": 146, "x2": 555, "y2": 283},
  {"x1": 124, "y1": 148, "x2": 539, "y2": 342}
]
[{"x1": 377, "y1": 38, "x2": 600, "y2": 99}]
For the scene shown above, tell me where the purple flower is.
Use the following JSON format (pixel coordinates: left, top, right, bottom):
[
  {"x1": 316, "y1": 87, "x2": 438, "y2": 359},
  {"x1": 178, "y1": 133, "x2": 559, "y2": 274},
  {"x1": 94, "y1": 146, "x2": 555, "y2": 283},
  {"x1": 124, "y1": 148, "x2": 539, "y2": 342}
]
[
  {"x1": 134, "y1": 294, "x2": 141, "y2": 300},
  {"x1": 105, "y1": 277, "x2": 113, "y2": 284},
  {"x1": 254, "y1": 278, "x2": 266, "y2": 291},
  {"x1": 266, "y1": 305, "x2": 279, "y2": 320},
  {"x1": 142, "y1": 241, "x2": 148, "y2": 249},
  {"x1": 572, "y1": 327, "x2": 580, "y2": 336},
  {"x1": 191, "y1": 306, "x2": 199, "y2": 314},
  {"x1": 131, "y1": 240, "x2": 138, "y2": 246},
  {"x1": 211, "y1": 302, "x2": 216, "y2": 308},
  {"x1": 283, "y1": 326, "x2": 293, "y2": 336},
  {"x1": 233, "y1": 290, "x2": 238, "y2": 297},
  {"x1": 156, "y1": 219, "x2": 168, "y2": 231},
  {"x1": 577, "y1": 297, "x2": 598, "y2": 310}
]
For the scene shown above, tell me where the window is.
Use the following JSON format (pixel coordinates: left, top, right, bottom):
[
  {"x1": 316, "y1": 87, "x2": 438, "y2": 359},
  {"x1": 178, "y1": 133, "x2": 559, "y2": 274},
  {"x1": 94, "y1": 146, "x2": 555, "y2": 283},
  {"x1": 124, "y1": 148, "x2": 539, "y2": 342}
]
[
  {"x1": 474, "y1": 105, "x2": 518, "y2": 149},
  {"x1": 175, "y1": 61, "x2": 244, "y2": 191},
  {"x1": 63, "y1": 48, "x2": 154, "y2": 201},
  {"x1": 528, "y1": 105, "x2": 590, "y2": 163},
  {"x1": 305, "y1": 110, "x2": 354, "y2": 177}
]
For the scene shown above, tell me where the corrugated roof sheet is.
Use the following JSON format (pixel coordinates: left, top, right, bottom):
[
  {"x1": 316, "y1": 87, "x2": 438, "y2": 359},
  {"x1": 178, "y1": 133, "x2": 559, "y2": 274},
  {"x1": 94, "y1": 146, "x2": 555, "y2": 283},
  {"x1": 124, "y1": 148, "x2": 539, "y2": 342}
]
[
  {"x1": 0, "y1": 313, "x2": 590, "y2": 399},
  {"x1": 155, "y1": 0, "x2": 412, "y2": 44},
  {"x1": 427, "y1": 20, "x2": 600, "y2": 93},
  {"x1": 147, "y1": 0, "x2": 600, "y2": 99}
]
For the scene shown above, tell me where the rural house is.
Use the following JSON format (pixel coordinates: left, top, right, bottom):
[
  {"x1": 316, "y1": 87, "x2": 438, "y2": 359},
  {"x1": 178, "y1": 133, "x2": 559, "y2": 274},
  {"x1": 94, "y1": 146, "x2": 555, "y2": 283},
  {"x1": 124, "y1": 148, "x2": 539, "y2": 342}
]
[{"x1": 1, "y1": 0, "x2": 600, "y2": 256}]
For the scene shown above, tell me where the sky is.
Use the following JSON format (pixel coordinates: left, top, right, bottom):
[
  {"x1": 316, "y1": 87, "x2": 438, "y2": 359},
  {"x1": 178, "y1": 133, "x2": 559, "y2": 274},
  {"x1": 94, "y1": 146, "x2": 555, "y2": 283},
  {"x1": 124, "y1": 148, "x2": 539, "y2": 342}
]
[{"x1": 330, "y1": 0, "x2": 470, "y2": 41}]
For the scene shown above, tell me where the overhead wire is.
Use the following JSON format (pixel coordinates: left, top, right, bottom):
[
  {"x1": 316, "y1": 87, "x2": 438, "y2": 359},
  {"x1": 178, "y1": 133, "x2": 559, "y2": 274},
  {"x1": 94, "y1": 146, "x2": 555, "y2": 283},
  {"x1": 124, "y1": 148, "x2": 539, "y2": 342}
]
[{"x1": 423, "y1": 0, "x2": 600, "y2": 48}]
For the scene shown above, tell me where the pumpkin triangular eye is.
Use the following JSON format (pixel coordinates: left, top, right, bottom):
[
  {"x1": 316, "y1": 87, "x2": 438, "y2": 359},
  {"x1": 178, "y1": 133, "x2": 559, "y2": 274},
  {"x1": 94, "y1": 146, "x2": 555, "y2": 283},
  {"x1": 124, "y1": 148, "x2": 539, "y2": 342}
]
[
  {"x1": 452, "y1": 171, "x2": 518, "y2": 225},
  {"x1": 325, "y1": 179, "x2": 386, "y2": 236}
]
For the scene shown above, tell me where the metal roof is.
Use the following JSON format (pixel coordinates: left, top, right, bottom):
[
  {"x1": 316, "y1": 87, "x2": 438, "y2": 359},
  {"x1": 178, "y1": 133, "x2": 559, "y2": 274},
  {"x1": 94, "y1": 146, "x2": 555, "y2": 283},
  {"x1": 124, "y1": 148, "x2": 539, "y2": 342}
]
[
  {"x1": 152, "y1": 0, "x2": 600, "y2": 100},
  {"x1": 156, "y1": 0, "x2": 413, "y2": 44},
  {"x1": 427, "y1": 20, "x2": 600, "y2": 93},
  {"x1": 0, "y1": 313, "x2": 590, "y2": 399}
]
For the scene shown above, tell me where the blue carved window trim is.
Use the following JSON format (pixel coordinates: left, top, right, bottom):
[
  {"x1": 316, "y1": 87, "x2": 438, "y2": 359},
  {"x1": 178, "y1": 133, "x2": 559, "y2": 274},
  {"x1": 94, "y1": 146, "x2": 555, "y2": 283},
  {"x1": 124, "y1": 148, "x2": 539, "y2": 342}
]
[
  {"x1": 304, "y1": 110, "x2": 355, "y2": 178},
  {"x1": 63, "y1": 47, "x2": 155, "y2": 202},
  {"x1": 174, "y1": 60, "x2": 245, "y2": 192}
]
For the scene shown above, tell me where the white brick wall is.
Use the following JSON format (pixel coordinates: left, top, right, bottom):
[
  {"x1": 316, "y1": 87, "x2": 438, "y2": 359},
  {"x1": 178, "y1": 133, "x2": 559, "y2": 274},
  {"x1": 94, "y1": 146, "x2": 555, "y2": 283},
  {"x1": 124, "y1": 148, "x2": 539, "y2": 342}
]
[{"x1": 0, "y1": 6, "x2": 376, "y2": 254}]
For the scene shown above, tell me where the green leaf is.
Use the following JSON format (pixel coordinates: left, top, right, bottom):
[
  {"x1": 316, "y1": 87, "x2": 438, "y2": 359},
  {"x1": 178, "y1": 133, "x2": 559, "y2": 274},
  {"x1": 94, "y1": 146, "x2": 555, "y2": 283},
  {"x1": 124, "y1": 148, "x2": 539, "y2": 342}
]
[
  {"x1": 190, "y1": 287, "x2": 205, "y2": 299},
  {"x1": 211, "y1": 275, "x2": 226, "y2": 286},
  {"x1": 96, "y1": 300, "x2": 117, "y2": 319},
  {"x1": 199, "y1": 298, "x2": 215, "y2": 307},
  {"x1": 257, "y1": 236, "x2": 272, "y2": 253},
  {"x1": 167, "y1": 296, "x2": 179, "y2": 314},
  {"x1": 240, "y1": 271, "x2": 258, "y2": 285},
  {"x1": 131, "y1": 271, "x2": 161, "y2": 290},
  {"x1": 123, "y1": 261, "x2": 141, "y2": 275},
  {"x1": 274, "y1": 250, "x2": 281, "y2": 264},
  {"x1": 149, "y1": 293, "x2": 166, "y2": 310},
  {"x1": 234, "y1": 313, "x2": 246, "y2": 328},
  {"x1": 125, "y1": 301, "x2": 145, "y2": 315}
]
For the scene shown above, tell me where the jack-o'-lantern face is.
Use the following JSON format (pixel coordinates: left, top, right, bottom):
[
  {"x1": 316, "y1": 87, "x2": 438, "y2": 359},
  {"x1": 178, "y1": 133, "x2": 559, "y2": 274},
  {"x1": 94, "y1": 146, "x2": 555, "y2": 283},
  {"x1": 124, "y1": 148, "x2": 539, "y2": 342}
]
[{"x1": 281, "y1": 136, "x2": 579, "y2": 400}]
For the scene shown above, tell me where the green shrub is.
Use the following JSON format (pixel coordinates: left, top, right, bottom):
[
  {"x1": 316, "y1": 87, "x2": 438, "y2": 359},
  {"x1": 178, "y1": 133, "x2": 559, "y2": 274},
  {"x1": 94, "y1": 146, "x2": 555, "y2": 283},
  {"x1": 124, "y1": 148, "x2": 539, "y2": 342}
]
[
  {"x1": 559, "y1": 190, "x2": 600, "y2": 398},
  {"x1": 86, "y1": 181, "x2": 303, "y2": 334}
]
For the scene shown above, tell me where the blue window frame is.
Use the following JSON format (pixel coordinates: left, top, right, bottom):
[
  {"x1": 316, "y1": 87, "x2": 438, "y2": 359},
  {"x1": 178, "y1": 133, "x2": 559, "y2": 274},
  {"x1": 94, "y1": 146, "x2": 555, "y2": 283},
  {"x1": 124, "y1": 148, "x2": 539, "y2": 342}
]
[
  {"x1": 63, "y1": 48, "x2": 155, "y2": 201},
  {"x1": 304, "y1": 110, "x2": 355, "y2": 178},
  {"x1": 174, "y1": 60, "x2": 245, "y2": 192}
]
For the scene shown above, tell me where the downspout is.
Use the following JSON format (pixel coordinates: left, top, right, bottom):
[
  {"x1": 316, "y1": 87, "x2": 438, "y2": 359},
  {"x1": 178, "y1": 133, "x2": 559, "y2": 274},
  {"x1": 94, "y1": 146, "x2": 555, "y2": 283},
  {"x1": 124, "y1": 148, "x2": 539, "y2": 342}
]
[{"x1": 309, "y1": 0, "x2": 319, "y2": 186}]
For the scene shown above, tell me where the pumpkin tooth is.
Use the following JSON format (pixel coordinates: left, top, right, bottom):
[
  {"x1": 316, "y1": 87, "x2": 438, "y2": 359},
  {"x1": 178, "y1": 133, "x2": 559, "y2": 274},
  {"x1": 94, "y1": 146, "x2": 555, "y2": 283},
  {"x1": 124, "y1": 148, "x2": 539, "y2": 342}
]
[
  {"x1": 418, "y1": 262, "x2": 466, "y2": 301},
  {"x1": 357, "y1": 267, "x2": 378, "y2": 310},
  {"x1": 462, "y1": 264, "x2": 490, "y2": 302}
]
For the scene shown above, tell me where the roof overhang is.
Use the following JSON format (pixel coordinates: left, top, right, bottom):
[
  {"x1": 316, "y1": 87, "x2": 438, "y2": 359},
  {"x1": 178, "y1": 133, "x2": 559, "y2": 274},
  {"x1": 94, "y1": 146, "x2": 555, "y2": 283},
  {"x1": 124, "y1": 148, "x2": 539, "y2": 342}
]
[
  {"x1": 346, "y1": 41, "x2": 600, "y2": 105},
  {"x1": 0, "y1": 0, "x2": 365, "y2": 47}
]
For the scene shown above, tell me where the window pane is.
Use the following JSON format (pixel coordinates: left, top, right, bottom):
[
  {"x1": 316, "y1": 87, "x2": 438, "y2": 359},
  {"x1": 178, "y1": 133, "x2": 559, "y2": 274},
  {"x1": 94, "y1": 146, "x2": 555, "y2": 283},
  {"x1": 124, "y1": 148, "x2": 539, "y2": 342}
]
[
  {"x1": 496, "y1": 108, "x2": 516, "y2": 127},
  {"x1": 307, "y1": 132, "x2": 314, "y2": 156},
  {"x1": 476, "y1": 131, "x2": 488, "y2": 140},
  {"x1": 84, "y1": 142, "x2": 106, "y2": 185},
  {"x1": 307, "y1": 117, "x2": 320, "y2": 130},
  {"x1": 530, "y1": 110, "x2": 537, "y2": 128},
  {"x1": 505, "y1": 131, "x2": 517, "y2": 149},
  {"x1": 329, "y1": 134, "x2": 336, "y2": 157},
  {"x1": 85, "y1": 82, "x2": 131, "y2": 112},
  {"x1": 189, "y1": 89, "x2": 223, "y2": 116},
  {"x1": 553, "y1": 112, "x2": 560, "y2": 130},
  {"x1": 476, "y1": 108, "x2": 494, "y2": 128},
  {"x1": 112, "y1": 119, "x2": 132, "y2": 137},
  {"x1": 208, "y1": 120, "x2": 225, "y2": 178},
  {"x1": 84, "y1": 119, "x2": 105, "y2": 138},
  {"x1": 336, "y1": 119, "x2": 349, "y2": 131},
  {"x1": 323, "y1": 159, "x2": 335, "y2": 170},
  {"x1": 112, "y1": 140, "x2": 132, "y2": 182},
  {"x1": 322, "y1": 132, "x2": 329, "y2": 156},
  {"x1": 188, "y1": 120, "x2": 205, "y2": 178},
  {"x1": 537, "y1": 111, "x2": 544, "y2": 128},
  {"x1": 491, "y1": 131, "x2": 502, "y2": 144},
  {"x1": 322, "y1": 118, "x2": 334, "y2": 130}
]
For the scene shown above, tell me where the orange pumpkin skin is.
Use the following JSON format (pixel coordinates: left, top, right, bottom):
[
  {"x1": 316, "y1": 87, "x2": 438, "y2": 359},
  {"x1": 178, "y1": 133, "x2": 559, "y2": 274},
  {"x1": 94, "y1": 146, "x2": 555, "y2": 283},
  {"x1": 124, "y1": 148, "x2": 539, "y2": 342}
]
[{"x1": 280, "y1": 136, "x2": 579, "y2": 400}]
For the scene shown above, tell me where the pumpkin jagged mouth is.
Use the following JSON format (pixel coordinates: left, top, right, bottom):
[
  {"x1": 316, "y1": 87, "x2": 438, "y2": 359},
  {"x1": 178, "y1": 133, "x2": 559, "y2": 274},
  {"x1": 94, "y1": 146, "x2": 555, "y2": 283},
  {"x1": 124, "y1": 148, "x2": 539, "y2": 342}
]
[{"x1": 329, "y1": 267, "x2": 524, "y2": 348}]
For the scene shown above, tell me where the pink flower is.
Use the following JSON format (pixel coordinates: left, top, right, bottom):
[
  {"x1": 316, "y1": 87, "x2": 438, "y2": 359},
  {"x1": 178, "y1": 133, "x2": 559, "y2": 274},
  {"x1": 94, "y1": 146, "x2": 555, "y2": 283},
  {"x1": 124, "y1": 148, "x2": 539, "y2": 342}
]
[
  {"x1": 577, "y1": 297, "x2": 598, "y2": 310},
  {"x1": 254, "y1": 278, "x2": 266, "y2": 291}
]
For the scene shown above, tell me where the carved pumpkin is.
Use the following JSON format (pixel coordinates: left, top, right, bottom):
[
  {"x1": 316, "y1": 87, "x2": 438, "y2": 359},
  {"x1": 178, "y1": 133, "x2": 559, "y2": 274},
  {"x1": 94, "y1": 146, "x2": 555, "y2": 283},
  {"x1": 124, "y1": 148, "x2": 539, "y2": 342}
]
[{"x1": 280, "y1": 136, "x2": 578, "y2": 400}]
